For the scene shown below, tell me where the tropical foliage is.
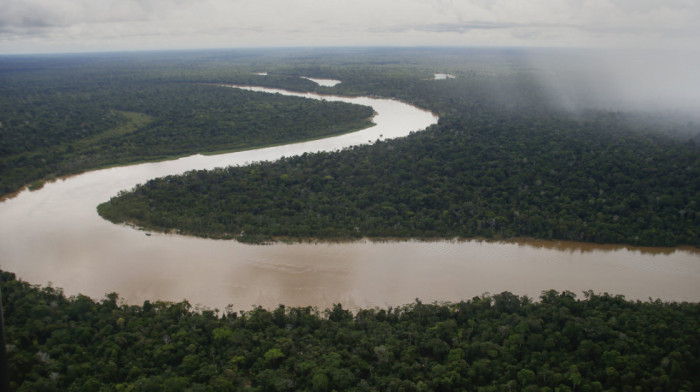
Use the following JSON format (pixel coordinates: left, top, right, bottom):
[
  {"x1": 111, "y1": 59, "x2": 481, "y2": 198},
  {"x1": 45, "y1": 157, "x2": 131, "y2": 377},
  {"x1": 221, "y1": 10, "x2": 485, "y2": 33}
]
[
  {"x1": 0, "y1": 53, "x2": 373, "y2": 197},
  {"x1": 3, "y1": 270, "x2": 699, "y2": 391},
  {"x1": 97, "y1": 53, "x2": 699, "y2": 246}
]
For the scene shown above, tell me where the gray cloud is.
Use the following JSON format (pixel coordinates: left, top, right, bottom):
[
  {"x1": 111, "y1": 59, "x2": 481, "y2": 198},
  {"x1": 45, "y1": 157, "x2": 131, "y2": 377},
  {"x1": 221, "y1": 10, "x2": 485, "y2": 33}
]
[
  {"x1": 0, "y1": 0, "x2": 699, "y2": 53},
  {"x1": 412, "y1": 22, "x2": 518, "y2": 33},
  {"x1": 524, "y1": 48, "x2": 700, "y2": 119},
  {"x1": 0, "y1": 0, "x2": 172, "y2": 30}
]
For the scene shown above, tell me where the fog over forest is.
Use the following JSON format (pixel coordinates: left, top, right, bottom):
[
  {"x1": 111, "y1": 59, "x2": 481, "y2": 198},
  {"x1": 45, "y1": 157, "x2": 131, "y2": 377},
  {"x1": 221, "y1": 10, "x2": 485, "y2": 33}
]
[{"x1": 525, "y1": 49, "x2": 700, "y2": 120}]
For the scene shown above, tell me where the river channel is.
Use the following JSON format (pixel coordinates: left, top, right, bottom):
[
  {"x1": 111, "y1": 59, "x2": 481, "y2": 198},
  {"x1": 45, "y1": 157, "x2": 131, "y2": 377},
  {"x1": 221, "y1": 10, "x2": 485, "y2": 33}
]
[{"x1": 0, "y1": 85, "x2": 698, "y2": 311}]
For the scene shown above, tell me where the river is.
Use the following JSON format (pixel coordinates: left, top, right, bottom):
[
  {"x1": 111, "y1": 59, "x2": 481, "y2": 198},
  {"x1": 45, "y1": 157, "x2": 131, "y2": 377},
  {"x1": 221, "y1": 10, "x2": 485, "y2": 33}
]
[{"x1": 0, "y1": 85, "x2": 697, "y2": 311}]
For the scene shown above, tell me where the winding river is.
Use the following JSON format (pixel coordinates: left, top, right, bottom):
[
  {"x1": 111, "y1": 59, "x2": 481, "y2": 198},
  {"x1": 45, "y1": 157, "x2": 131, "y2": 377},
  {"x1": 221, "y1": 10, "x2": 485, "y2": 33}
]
[{"x1": 0, "y1": 85, "x2": 698, "y2": 311}]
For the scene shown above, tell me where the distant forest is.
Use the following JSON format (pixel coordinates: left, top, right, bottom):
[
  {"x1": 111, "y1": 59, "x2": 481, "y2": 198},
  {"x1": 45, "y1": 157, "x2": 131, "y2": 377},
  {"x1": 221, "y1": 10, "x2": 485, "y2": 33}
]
[
  {"x1": 75, "y1": 49, "x2": 700, "y2": 247},
  {"x1": 0, "y1": 52, "x2": 373, "y2": 197},
  {"x1": 4, "y1": 270, "x2": 699, "y2": 391}
]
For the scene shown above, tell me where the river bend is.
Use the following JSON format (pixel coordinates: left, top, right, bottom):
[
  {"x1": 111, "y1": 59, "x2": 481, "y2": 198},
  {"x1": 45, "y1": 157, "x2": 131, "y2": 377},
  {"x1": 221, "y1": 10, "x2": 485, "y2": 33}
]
[{"x1": 0, "y1": 85, "x2": 697, "y2": 311}]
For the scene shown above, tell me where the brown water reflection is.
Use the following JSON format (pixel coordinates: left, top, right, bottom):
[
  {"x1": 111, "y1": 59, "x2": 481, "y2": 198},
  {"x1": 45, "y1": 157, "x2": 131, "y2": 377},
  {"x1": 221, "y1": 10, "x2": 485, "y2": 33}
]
[
  {"x1": 505, "y1": 239, "x2": 698, "y2": 256},
  {"x1": 3, "y1": 233, "x2": 698, "y2": 313}
]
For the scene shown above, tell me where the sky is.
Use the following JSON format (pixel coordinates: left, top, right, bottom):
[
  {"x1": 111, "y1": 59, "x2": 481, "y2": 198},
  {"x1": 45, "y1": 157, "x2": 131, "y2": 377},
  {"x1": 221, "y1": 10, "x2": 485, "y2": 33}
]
[{"x1": 1, "y1": 0, "x2": 699, "y2": 54}]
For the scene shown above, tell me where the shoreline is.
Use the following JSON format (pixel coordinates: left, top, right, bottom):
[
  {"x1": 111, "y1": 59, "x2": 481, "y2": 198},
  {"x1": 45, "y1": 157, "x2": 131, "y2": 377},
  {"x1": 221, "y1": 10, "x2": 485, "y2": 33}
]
[{"x1": 107, "y1": 218, "x2": 700, "y2": 256}]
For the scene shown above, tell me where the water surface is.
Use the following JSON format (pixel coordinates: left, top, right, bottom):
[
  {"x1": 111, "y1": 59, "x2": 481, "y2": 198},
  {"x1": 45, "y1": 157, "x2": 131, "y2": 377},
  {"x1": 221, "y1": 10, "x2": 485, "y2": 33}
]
[
  {"x1": 301, "y1": 77, "x2": 342, "y2": 87},
  {"x1": 434, "y1": 73, "x2": 456, "y2": 80},
  {"x1": 0, "y1": 86, "x2": 697, "y2": 311}
]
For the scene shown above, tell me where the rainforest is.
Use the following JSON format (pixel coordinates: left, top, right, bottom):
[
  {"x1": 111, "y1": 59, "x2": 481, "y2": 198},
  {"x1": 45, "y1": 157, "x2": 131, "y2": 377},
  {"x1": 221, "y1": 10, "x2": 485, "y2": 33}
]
[
  {"x1": 1, "y1": 48, "x2": 699, "y2": 391},
  {"x1": 3, "y1": 271, "x2": 700, "y2": 391},
  {"x1": 92, "y1": 49, "x2": 699, "y2": 247}
]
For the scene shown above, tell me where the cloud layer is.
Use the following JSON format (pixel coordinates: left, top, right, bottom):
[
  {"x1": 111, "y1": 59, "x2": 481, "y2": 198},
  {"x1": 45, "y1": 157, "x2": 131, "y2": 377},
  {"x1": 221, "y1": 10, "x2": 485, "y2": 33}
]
[{"x1": 1, "y1": 0, "x2": 698, "y2": 53}]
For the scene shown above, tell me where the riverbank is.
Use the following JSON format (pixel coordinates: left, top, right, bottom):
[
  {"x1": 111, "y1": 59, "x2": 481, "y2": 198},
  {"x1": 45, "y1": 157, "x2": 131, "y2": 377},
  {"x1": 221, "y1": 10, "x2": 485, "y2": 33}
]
[
  {"x1": 94, "y1": 210, "x2": 700, "y2": 255},
  {"x1": 5, "y1": 269, "x2": 698, "y2": 391}
]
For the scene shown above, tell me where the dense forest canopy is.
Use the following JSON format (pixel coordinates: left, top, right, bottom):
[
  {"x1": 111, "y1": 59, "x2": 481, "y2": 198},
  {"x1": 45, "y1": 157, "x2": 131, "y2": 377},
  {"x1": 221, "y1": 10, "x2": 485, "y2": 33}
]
[
  {"x1": 0, "y1": 50, "x2": 375, "y2": 197},
  {"x1": 59, "y1": 48, "x2": 698, "y2": 247},
  {"x1": 3, "y1": 270, "x2": 699, "y2": 391}
]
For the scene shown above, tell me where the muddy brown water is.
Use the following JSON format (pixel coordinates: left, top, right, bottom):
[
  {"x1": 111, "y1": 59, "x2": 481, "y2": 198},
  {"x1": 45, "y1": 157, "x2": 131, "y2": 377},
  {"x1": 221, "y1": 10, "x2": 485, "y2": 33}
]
[{"x1": 0, "y1": 86, "x2": 697, "y2": 311}]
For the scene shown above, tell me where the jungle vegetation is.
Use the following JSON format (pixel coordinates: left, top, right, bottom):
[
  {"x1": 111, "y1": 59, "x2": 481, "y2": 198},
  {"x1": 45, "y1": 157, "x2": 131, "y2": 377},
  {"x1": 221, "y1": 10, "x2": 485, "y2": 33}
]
[
  {"x1": 0, "y1": 51, "x2": 374, "y2": 197},
  {"x1": 3, "y1": 270, "x2": 699, "y2": 391},
  {"x1": 89, "y1": 49, "x2": 699, "y2": 247},
  {"x1": 98, "y1": 111, "x2": 699, "y2": 247}
]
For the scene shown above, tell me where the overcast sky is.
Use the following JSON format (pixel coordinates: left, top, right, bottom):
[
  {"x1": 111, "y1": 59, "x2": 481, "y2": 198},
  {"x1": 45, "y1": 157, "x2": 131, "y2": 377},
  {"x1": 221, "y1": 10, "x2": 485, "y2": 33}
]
[{"x1": 1, "y1": 0, "x2": 699, "y2": 54}]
